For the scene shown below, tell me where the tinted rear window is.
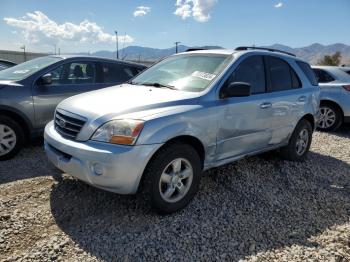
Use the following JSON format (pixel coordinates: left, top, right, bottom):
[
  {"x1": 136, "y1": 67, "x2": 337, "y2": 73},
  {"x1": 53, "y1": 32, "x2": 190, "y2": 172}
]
[
  {"x1": 96, "y1": 63, "x2": 141, "y2": 84},
  {"x1": 265, "y1": 56, "x2": 301, "y2": 91},
  {"x1": 312, "y1": 69, "x2": 335, "y2": 83},
  {"x1": 296, "y1": 61, "x2": 318, "y2": 86}
]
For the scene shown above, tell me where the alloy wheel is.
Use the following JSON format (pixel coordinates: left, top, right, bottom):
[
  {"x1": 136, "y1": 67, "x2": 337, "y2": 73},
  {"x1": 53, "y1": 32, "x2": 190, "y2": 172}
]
[
  {"x1": 159, "y1": 158, "x2": 193, "y2": 203},
  {"x1": 295, "y1": 128, "x2": 309, "y2": 156},
  {"x1": 0, "y1": 124, "x2": 17, "y2": 157},
  {"x1": 318, "y1": 106, "x2": 336, "y2": 129}
]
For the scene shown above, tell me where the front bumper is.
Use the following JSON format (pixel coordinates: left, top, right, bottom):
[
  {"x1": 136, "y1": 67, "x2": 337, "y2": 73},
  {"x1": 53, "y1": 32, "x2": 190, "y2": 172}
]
[{"x1": 44, "y1": 121, "x2": 162, "y2": 194}]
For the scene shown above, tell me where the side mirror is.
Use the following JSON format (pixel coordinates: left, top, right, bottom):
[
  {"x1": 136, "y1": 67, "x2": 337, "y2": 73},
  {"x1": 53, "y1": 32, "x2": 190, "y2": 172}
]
[
  {"x1": 38, "y1": 73, "x2": 52, "y2": 86},
  {"x1": 220, "y1": 82, "x2": 251, "y2": 99}
]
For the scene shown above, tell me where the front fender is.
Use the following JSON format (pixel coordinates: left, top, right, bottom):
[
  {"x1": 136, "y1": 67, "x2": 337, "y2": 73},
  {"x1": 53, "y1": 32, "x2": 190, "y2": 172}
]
[{"x1": 137, "y1": 107, "x2": 220, "y2": 165}]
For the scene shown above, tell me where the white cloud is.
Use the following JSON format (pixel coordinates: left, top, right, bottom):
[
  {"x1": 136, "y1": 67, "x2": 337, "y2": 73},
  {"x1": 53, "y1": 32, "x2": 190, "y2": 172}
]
[
  {"x1": 4, "y1": 11, "x2": 134, "y2": 45},
  {"x1": 174, "y1": 0, "x2": 217, "y2": 22},
  {"x1": 274, "y1": 2, "x2": 283, "y2": 8},
  {"x1": 133, "y1": 6, "x2": 151, "y2": 17}
]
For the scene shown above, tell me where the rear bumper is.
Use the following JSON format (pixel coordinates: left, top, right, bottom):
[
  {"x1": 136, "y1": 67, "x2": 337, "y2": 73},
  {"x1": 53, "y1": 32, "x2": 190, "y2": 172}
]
[{"x1": 44, "y1": 121, "x2": 162, "y2": 194}]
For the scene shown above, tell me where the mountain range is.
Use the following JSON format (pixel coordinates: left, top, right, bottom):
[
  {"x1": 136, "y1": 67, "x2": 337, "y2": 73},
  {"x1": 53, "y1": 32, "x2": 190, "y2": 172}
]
[{"x1": 92, "y1": 43, "x2": 350, "y2": 65}]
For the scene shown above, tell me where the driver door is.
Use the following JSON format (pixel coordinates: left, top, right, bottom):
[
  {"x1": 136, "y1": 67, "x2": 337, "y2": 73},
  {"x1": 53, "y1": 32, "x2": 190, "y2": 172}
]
[
  {"x1": 215, "y1": 55, "x2": 275, "y2": 161},
  {"x1": 32, "y1": 61, "x2": 100, "y2": 128}
]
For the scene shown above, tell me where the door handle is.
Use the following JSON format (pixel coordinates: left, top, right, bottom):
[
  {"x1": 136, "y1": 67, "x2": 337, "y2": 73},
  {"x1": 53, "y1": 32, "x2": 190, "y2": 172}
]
[
  {"x1": 260, "y1": 102, "x2": 272, "y2": 109},
  {"x1": 298, "y1": 96, "x2": 307, "y2": 102}
]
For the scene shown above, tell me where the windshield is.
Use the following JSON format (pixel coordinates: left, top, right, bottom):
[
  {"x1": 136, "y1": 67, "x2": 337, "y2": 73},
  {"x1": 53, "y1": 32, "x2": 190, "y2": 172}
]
[
  {"x1": 0, "y1": 56, "x2": 62, "y2": 81},
  {"x1": 131, "y1": 54, "x2": 232, "y2": 92}
]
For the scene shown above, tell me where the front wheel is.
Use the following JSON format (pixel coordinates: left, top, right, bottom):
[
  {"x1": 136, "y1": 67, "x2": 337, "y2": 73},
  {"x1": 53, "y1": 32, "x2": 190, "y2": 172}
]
[
  {"x1": 142, "y1": 143, "x2": 202, "y2": 214},
  {"x1": 280, "y1": 119, "x2": 313, "y2": 162}
]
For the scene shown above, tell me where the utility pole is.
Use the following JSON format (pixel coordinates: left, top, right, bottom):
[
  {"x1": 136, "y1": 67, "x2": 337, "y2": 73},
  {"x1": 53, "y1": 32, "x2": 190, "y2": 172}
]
[
  {"x1": 175, "y1": 41, "x2": 181, "y2": 54},
  {"x1": 20, "y1": 45, "x2": 26, "y2": 62},
  {"x1": 115, "y1": 31, "x2": 119, "y2": 59}
]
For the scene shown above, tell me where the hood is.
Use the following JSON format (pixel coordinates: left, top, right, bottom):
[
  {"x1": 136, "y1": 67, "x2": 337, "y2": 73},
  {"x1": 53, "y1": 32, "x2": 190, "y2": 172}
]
[{"x1": 57, "y1": 84, "x2": 201, "y2": 120}]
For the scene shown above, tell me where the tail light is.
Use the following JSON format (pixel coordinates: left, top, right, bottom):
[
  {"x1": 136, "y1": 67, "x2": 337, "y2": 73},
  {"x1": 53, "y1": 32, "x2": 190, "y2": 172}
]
[{"x1": 343, "y1": 85, "x2": 350, "y2": 91}]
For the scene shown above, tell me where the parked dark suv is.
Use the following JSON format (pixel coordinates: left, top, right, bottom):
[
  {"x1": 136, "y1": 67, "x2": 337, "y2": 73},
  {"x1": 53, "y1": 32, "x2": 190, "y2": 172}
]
[{"x1": 0, "y1": 55, "x2": 146, "y2": 160}]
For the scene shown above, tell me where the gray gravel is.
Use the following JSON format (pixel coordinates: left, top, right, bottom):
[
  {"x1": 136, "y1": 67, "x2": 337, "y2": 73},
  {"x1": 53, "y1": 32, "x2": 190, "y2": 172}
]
[{"x1": 0, "y1": 128, "x2": 350, "y2": 262}]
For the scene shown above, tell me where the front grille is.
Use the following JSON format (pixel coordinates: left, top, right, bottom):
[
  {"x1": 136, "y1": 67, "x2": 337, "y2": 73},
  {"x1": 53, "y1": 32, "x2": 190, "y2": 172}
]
[{"x1": 54, "y1": 110, "x2": 86, "y2": 140}]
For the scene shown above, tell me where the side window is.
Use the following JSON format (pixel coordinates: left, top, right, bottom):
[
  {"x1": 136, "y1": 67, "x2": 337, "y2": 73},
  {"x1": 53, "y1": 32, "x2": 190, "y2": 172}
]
[
  {"x1": 226, "y1": 55, "x2": 266, "y2": 94},
  {"x1": 123, "y1": 66, "x2": 142, "y2": 78},
  {"x1": 265, "y1": 56, "x2": 301, "y2": 91},
  {"x1": 97, "y1": 63, "x2": 136, "y2": 83},
  {"x1": 46, "y1": 62, "x2": 96, "y2": 85},
  {"x1": 312, "y1": 69, "x2": 335, "y2": 83},
  {"x1": 67, "y1": 62, "x2": 96, "y2": 84},
  {"x1": 296, "y1": 61, "x2": 318, "y2": 86},
  {"x1": 48, "y1": 65, "x2": 64, "y2": 85}
]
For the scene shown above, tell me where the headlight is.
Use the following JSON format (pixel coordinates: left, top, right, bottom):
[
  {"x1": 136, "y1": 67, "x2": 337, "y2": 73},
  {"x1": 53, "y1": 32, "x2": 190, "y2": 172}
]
[{"x1": 91, "y1": 119, "x2": 144, "y2": 145}]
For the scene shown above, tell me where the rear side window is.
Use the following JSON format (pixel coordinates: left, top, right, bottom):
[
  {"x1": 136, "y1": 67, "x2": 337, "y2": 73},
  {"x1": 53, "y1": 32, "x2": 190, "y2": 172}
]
[
  {"x1": 97, "y1": 63, "x2": 140, "y2": 84},
  {"x1": 312, "y1": 69, "x2": 335, "y2": 83},
  {"x1": 296, "y1": 61, "x2": 318, "y2": 86},
  {"x1": 227, "y1": 55, "x2": 266, "y2": 94},
  {"x1": 265, "y1": 56, "x2": 301, "y2": 91},
  {"x1": 346, "y1": 70, "x2": 350, "y2": 75}
]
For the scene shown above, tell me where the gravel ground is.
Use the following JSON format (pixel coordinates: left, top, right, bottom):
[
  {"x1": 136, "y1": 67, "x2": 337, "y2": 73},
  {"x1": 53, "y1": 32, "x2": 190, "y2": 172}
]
[{"x1": 0, "y1": 128, "x2": 349, "y2": 262}]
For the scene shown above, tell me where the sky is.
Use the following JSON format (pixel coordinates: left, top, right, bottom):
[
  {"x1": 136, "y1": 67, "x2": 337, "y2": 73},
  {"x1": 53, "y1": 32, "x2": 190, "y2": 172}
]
[{"x1": 0, "y1": 0, "x2": 349, "y2": 53}]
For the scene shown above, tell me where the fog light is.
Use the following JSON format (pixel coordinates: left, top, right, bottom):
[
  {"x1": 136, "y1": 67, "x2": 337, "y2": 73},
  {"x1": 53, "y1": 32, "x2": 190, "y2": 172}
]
[{"x1": 93, "y1": 163, "x2": 104, "y2": 176}]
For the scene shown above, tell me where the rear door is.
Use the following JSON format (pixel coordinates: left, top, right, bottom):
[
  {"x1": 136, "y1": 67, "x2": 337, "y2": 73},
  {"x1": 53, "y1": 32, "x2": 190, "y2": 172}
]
[
  {"x1": 264, "y1": 56, "x2": 305, "y2": 145},
  {"x1": 32, "y1": 61, "x2": 101, "y2": 127}
]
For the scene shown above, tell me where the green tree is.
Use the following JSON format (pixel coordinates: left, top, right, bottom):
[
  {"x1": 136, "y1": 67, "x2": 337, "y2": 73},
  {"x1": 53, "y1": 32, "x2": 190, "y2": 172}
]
[{"x1": 318, "y1": 52, "x2": 342, "y2": 66}]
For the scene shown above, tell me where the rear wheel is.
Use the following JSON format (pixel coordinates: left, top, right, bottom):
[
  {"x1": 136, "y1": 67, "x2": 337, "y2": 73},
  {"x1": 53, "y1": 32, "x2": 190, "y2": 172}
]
[
  {"x1": 318, "y1": 103, "x2": 342, "y2": 131},
  {"x1": 142, "y1": 143, "x2": 202, "y2": 214},
  {"x1": 280, "y1": 119, "x2": 313, "y2": 162},
  {"x1": 0, "y1": 116, "x2": 24, "y2": 160}
]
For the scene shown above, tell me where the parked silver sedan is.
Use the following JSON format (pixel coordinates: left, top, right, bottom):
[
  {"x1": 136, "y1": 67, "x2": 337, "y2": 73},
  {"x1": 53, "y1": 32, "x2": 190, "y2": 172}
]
[{"x1": 312, "y1": 66, "x2": 350, "y2": 131}]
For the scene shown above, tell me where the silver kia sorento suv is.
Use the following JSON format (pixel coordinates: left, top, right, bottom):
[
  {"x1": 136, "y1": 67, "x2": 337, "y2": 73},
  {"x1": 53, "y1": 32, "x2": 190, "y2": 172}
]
[{"x1": 44, "y1": 47, "x2": 320, "y2": 214}]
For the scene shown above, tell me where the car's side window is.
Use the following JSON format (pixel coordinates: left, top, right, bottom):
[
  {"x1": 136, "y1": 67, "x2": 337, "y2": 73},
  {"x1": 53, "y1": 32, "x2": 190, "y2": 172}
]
[
  {"x1": 97, "y1": 63, "x2": 137, "y2": 84},
  {"x1": 265, "y1": 56, "x2": 301, "y2": 92},
  {"x1": 45, "y1": 62, "x2": 97, "y2": 86},
  {"x1": 66, "y1": 62, "x2": 96, "y2": 84},
  {"x1": 296, "y1": 61, "x2": 318, "y2": 86},
  {"x1": 45, "y1": 64, "x2": 64, "y2": 85},
  {"x1": 226, "y1": 55, "x2": 266, "y2": 94},
  {"x1": 312, "y1": 69, "x2": 335, "y2": 83}
]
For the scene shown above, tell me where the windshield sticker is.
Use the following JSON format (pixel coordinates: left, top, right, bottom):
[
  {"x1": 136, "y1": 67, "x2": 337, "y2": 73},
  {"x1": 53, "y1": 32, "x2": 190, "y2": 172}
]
[
  {"x1": 13, "y1": 70, "x2": 30, "y2": 74},
  {"x1": 191, "y1": 71, "x2": 216, "y2": 81}
]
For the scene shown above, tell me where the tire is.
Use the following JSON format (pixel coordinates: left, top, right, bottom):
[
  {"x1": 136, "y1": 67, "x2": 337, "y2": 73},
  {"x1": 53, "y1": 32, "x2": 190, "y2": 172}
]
[
  {"x1": 317, "y1": 103, "x2": 343, "y2": 131},
  {"x1": 280, "y1": 119, "x2": 313, "y2": 162},
  {"x1": 142, "y1": 143, "x2": 202, "y2": 214},
  {"x1": 0, "y1": 116, "x2": 25, "y2": 161}
]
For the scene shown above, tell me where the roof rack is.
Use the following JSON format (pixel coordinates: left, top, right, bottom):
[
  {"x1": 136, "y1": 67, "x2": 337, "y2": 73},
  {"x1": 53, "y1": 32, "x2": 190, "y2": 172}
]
[
  {"x1": 234, "y1": 46, "x2": 296, "y2": 57},
  {"x1": 186, "y1": 48, "x2": 206, "y2": 52}
]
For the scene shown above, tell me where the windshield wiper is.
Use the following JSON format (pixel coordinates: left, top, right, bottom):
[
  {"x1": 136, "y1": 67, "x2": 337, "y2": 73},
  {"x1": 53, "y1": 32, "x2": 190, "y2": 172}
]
[{"x1": 129, "y1": 81, "x2": 177, "y2": 90}]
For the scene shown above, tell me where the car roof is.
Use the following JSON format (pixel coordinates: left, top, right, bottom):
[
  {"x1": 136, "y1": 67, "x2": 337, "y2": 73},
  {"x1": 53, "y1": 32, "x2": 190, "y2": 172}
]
[{"x1": 47, "y1": 55, "x2": 146, "y2": 67}]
